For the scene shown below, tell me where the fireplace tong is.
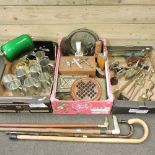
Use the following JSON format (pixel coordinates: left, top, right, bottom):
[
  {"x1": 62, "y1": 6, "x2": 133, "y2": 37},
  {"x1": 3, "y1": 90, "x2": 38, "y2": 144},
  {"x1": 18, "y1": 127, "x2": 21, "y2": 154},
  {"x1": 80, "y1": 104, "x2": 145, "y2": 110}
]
[{"x1": 0, "y1": 115, "x2": 149, "y2": 144}]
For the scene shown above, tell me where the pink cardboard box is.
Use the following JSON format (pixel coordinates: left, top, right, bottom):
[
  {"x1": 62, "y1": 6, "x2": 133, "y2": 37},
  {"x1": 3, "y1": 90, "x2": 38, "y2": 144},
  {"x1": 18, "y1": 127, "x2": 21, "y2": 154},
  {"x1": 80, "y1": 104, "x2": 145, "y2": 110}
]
[{"x1": 51, "y1": 38, "x2": 113, "y2": 114}]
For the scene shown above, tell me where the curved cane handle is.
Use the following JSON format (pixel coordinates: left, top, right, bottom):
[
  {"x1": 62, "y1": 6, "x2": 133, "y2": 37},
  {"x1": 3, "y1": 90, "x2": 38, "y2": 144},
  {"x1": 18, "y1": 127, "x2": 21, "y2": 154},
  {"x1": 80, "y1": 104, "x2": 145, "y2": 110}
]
[{"x1": 127, "y1": 118, "x2": 149, "y2": 144}]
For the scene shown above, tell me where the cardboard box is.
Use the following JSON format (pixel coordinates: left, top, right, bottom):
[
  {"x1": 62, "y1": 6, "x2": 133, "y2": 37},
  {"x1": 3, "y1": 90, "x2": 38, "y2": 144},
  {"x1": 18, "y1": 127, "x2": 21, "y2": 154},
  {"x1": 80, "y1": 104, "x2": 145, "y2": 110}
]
[
  {"x1": 108, "y1": 46, "x2": 155, "y2": 114},
  {"x1": 0, "y1": 41, "x2": 57, "y2": 113},
  {"x1": 51, "y1": 38, "x2": 113, "y2": 114}
]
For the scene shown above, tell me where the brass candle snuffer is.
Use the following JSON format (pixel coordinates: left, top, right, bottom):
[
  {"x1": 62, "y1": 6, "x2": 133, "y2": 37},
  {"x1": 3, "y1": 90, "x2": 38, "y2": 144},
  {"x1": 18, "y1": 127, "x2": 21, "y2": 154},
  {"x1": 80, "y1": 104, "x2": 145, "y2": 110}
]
[{"x1": 0, "y1": 116, "x2": 149, "y2": 144}]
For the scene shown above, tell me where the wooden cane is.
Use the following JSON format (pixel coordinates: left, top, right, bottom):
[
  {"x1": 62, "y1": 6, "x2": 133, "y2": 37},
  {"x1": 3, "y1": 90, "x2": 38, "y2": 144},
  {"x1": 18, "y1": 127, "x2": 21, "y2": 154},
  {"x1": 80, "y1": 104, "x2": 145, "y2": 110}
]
[
  {"x1": 0, "y1": 123, "x2": 106, "y2": 128},
  {"x1": 9, "y1": 119, "x2": 149, "y2": 144},
  {"x1": 0, "y1": 127, "x2": 106, "y2": 135},
  {"x1": 0, "y1": 117, "x2": 108, "y2": 129}
]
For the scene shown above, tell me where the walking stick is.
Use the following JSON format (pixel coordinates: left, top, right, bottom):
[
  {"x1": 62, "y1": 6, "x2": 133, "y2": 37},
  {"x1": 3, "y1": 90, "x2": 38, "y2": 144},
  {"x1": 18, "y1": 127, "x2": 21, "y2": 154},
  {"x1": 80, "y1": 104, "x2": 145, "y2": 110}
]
[{"x1": 8, "y1": 118, "x2": 148, "y2": 144}]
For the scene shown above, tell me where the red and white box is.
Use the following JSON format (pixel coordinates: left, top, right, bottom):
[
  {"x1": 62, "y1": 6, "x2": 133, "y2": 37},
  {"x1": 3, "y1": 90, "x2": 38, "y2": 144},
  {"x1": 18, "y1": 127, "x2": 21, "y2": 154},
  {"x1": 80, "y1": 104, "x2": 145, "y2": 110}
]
[{"x1": 51, "y1": 38, "x2": 113, "y2": 114}]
